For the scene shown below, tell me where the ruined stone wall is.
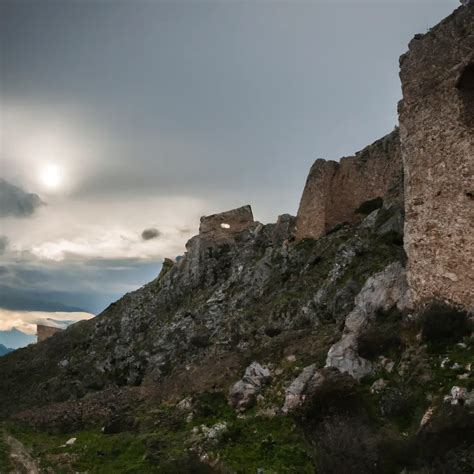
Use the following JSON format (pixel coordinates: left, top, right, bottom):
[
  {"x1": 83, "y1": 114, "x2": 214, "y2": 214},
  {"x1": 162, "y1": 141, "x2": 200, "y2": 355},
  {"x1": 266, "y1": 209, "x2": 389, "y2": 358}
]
[
  {"x1": 398, "y1": 5, "x2": 474, "y2": 311},
  {"x1": 37, "y1": 324, "x2": 63, "y2": 343},
  {"x1": 199, "y1": 205, "x2": 254, "y2": 241},
  {"x1": 296, "y1": 130, "x2": 402, "y2": 240}
]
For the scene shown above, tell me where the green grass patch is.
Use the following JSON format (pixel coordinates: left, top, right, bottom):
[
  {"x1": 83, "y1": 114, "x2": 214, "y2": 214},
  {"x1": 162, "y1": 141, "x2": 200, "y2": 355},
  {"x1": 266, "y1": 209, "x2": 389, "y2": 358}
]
[{"x1": 0, "y1": 426, "x2": 13, "y2": 473}]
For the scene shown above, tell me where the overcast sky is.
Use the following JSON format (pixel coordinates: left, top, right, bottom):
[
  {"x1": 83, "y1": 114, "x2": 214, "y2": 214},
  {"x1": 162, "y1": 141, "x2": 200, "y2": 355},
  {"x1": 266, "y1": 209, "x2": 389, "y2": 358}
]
[{"x1": 0, "y1": 0, "x2": 460, "y2": 346}]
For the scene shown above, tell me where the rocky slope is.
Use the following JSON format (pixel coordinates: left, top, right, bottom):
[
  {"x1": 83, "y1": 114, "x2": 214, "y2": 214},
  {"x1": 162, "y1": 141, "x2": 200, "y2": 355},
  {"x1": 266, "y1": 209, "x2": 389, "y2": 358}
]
[
  {"x1": 0, "y1": 202, "x2": 403, "y2": 418},
  {"x1": 0, "y1": 196, "x2": 472, "y2": 473}
]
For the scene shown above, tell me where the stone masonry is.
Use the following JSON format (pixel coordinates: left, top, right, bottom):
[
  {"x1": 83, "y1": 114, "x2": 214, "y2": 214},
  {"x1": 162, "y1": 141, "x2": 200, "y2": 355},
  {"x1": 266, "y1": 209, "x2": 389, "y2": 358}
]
[
  {"x1": 296, "y1": 4, "x2": 473, "y2": 311},
  {"x1": 199, "y1": 205, "x2": 254, "y2": 242},
  {"x1": 296, "y1": 130, "x2": 403, "y2": 240},
  {"x1": 37, "y1": 324, "x2": 64, "y2": 343},
  {"x1": 398, "y1": 5, "x2": 474, "y2": 310}
]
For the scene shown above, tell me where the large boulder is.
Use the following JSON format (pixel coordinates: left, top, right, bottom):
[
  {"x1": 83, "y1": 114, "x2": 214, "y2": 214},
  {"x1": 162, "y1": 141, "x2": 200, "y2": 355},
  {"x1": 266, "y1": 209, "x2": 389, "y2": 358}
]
[
  {"x1": 282, "y1": 364, "x2": 318, "y2": 414},
  {"x1": 229, "y1": 362, "x2": 271, "y2": 411}
]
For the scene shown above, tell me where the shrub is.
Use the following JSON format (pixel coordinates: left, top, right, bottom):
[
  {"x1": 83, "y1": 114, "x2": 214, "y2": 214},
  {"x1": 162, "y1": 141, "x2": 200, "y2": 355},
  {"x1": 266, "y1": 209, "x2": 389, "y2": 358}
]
[
  {"x1": 355, "y1": 197, "x2": 384, "y2": 215},
  {"x1": 421, "y1": 302, "x2": 472, "y2": 347},
  {"x1": 314, "y1": 415, "x2": 380, "y2": 474}
]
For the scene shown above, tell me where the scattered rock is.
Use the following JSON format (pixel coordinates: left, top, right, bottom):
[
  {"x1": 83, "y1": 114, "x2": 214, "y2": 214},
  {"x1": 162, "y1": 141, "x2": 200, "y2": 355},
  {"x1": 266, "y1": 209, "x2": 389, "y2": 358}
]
[
  {"x1": 443, "y1": 386, "x2": 474, "y2": 406},
  {"x1": 419, "y1": 406, "x2": 435, "y2": 428},
  {"x1": 200, "y1": 422, "x2": 228, "y2": 445},
  {"x1": 176, "y1": 397, "x2": 193, "y2": 411},
  {"x1": 282, "y1": 364, "x2": 318, "y2": 414},
  {"x1": 440, "y1": 357, "x2": 450, "y2": 369},
  {"x1": 379, "y1": 356, "x2": 395, "y2": 373},
  {"x1": 370, "y1": 378, "x2": 388, "y2": 394}
]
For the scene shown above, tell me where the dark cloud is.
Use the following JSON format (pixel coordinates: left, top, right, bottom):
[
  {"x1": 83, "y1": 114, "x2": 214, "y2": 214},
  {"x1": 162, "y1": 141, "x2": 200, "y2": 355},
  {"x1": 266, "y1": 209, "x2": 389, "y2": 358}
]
[
  {"x1": 0, "y1": 236, "x2": 8, "y2": 254},
  {"x1": 141, "y1": 228, "x2": 161, "y2": 241},
  {"x1": 0, "y1": 179, "x2": 44, "y2": 218}
]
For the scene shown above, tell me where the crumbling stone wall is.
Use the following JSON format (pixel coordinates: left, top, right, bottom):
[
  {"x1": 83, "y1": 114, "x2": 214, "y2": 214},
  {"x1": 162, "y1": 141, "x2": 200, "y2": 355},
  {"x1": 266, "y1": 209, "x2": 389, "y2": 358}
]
[
  {"x1": 37, "y1": 324, "x2": 63, "y2": 343},
  {"x1": 199, "y1": 205, "x2": 254, "y2": 241},
  {"x1": 296, "y1": 130, "x2": 403, "y2": 240},
  {"x1": 398, "y1": 5, "x2": 474, "y2": 311}
]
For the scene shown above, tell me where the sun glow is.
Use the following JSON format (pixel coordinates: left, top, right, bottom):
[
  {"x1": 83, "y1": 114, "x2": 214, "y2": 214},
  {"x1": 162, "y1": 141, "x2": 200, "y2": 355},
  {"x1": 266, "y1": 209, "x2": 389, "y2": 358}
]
[{"x1": 39, "y1": 164, "x2": 63, "y2": 191}]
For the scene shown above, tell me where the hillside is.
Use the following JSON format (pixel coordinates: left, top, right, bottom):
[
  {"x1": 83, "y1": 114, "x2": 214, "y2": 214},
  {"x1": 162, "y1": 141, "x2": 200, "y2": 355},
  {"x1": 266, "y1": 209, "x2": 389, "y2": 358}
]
[
  {"x1": 0, "y1": 4, "x2": 472, "y2": 473},
  {"x1": 0, "y1": 344, "x2": 13, "y2": 357},
  {"x1": 0, "y1": 198, "x2": 473, "y2": 472}
]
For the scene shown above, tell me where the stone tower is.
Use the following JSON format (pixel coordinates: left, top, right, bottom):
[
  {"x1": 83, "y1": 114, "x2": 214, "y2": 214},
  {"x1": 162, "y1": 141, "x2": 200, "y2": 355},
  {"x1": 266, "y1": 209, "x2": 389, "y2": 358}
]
[{"x1": 398, "y1": 5, "x2": 474, "y2": 310}]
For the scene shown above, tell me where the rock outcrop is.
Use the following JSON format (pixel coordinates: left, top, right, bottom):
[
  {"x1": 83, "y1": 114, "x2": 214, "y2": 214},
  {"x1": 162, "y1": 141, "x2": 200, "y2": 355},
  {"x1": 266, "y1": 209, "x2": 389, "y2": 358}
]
[
  {"x1": 326, "y1": 262, "x2": 410, "y2": 379},
  {"x1": 296, "y1": 129, "x2": 403, "y2": 240},
  {"x1": 399, "y1": 5, "x2": 474, "y2": 311},
  {"x1": 282, "y1": 364, "x2": 318, "y2": 413},
  {"x1": 229, "y1": 362, "x2": 271, "y2": 411}
]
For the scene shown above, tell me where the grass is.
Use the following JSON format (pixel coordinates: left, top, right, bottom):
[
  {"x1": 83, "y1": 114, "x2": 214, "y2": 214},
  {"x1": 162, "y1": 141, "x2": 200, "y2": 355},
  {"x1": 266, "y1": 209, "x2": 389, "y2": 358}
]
[
  {"x1": 190, "y1": 392, "x2": 315, "y2": 473},
  {"x1": 5, "y1": 392, "x2": 315, "y2": 473},
  {"x1": 0, "y1": 426, "x2": 13, "y2": 473},
  {"x1": 6, "y1": 424, "x2": 157, "y2": 473}
]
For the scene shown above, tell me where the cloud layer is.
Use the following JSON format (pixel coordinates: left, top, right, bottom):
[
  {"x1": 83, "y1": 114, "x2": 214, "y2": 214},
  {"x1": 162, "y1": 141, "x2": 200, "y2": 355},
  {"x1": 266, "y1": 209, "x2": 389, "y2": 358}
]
[{"x1": 0, "y1": 308, "x2": 94, "y2": 335}]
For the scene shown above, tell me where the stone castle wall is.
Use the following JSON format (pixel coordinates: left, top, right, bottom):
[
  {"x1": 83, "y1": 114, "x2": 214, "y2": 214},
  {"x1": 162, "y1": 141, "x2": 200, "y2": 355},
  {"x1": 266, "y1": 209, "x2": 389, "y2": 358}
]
[
  {"x1": 398, "y1": 5, "x2": 474, "y2": 310},
  {"x1": 296, "y1": 130, "x2": 403, "y2": 240},
  {"x1": 37, "y1": 324, "x2": 63, "y2": 343}
]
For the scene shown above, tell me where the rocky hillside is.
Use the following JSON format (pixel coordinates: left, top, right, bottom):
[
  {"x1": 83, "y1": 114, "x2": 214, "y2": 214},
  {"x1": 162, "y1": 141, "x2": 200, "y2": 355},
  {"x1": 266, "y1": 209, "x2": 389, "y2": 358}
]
[
  {"x1": 0, "y1": 4, "x2": 473, "y2": 470},
  {"x1": 0, "y1": 195, "x2": 473, "y2": 473}
]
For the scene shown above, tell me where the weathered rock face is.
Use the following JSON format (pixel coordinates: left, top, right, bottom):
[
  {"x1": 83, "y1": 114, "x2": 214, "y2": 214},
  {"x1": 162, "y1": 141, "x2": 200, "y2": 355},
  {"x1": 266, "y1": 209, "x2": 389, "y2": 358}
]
[
  {"x1": 296, "y1": 129, "x2": 403, "y2": 240},
  {"x1": 398, "y1": 4, "x2": 474, "y2": 311},
  {"x1": 325, "y1": 261, "x2": 410, "y2": 379}
]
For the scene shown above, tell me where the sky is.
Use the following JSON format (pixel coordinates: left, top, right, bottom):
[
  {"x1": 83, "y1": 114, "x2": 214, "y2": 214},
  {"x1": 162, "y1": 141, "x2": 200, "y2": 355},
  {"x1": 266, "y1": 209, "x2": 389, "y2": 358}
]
[{"x1": 0, "y1": 0, "x2": 460, "y2": 348}]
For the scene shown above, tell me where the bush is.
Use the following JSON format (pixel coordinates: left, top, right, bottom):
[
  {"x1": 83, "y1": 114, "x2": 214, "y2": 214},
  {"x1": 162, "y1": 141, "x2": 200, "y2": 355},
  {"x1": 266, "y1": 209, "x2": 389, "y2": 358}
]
[
  {"x1": 421, "y1": 302, "x2": 472, "y2": 347},
  {"x1": 355, "y1": 197, "x2": 384, "y2": 215},
  {"x1": 357, "y1": 326, "x2": 402, "y2": 360},
  {"x1": 314, "y1": 415, "x2": 380, "y2": 474}
]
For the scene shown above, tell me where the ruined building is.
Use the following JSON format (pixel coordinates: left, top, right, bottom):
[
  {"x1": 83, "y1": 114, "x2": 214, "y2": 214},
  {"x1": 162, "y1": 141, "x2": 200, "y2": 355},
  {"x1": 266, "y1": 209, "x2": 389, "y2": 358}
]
[
  {"x1": 198, "y1": 205, "x2": 254, "y2": 242},
  {"x1": 37, "y1": 324, "x2": 64, "y2": 343},
  {"x1": 296, "y1": 130, "x2": 402, "y2": 241},
  {"x1": 296, "y1": 4, "x2": 473, "y2": 311}
]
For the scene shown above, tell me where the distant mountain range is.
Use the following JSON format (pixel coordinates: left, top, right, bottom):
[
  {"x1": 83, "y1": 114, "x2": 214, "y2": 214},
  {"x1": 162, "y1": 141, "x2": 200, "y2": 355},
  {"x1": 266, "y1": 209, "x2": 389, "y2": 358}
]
[
  {"x1": 0, "y1": 285, "x2": 87, "y2": 312},
  {"x1": 0, "y1": 328, "x2": 35, "y2": 350},
  {"x1": 0, "y1": 344, "x2": 14, "y2": 356}
]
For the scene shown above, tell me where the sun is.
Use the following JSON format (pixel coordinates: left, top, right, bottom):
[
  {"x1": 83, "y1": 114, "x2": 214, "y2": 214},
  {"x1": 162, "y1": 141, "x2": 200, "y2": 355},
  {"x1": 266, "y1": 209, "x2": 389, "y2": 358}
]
[{"x1": 39, "y1": 164, "x2": 63, "y2": 190}]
